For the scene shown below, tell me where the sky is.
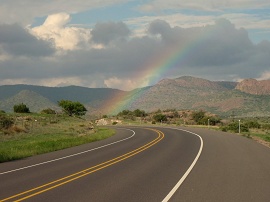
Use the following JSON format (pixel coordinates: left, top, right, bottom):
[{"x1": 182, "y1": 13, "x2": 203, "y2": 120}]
[{"x1": 0, "y1": 0, "x2": 270, "y2": 91}]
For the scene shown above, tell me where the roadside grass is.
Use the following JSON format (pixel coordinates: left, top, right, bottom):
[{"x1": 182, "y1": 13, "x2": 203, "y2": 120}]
[
  {"x1": 248, "y1": 129, "x2": 270, "y2": 142},
  {"x1": 0, "y1": 114, "x2": 115, "y2": 163}
]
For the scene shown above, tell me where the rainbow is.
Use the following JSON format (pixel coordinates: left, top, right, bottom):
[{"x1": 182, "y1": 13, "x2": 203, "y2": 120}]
[{"x1": 101, "y1": 26, "x2": 214, "y2": 115}]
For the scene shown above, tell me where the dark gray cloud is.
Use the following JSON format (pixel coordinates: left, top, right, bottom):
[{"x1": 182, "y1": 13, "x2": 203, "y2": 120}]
[
  {"x1": 0, "y1": 24, "x2": 54, "y2": 57},
  {"x1": 91, "y1": 22, "x2": 131, "y2": 45},
  {"x1": 0, "y1": 19, "x2": 270, "y2": 89}
]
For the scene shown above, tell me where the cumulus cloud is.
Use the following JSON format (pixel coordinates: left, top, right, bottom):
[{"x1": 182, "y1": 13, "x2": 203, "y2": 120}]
[
  {"x1": 0, "y1": 18, "x2": 270, "y2": 90},
  {"x1": 0, "y1": 23, "x2": 54, "y2": 57},
  {"x1": 0, "y1": 0, "x2": 126, "y2": 25},
  {"x1": 91, "y1": 22, "x2": 131, "y2": 45},
  {"x1": 256, "y1": 71, "x2": 270, "y2": 80},
  {"x1": 31, "y1": 13, "x2": 90, "y2": 50},
  {"x1": 104, "y1": 77, "x2": 149, "y2": 91}
]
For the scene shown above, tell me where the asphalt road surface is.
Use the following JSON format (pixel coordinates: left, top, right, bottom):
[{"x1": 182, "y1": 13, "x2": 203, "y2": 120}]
[{"x1": 0, "y1": 126, "x2": 269, "y2": 202}]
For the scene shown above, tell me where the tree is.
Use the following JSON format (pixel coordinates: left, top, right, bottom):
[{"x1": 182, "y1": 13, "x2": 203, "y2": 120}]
[
  {"x1": 117, "y1": 109, "x2": 133, "y2": 116},
  {"x1": 58, "y1": 100, "x2": 87, "y2": 116},
  {"x1": 191, "y1": 110, "x2": 206, "y2": 125},
  {"x1": 153, "y1": 114, "x2": 167, "y2": 122},
  {"x1": 14, "y1": 103, "x2": 30, "y2": 113},
  {"x1": 133, "y1": 109, "x2": 146, "y2": 117}
]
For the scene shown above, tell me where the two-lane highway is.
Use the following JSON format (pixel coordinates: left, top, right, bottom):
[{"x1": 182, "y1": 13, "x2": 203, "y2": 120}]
[
  {"x1": 0, "y1": 127, "x2": 202, "y2": 201},
  {"x1": 0, "y1": 126, "x2": 269, "y2": 201}
]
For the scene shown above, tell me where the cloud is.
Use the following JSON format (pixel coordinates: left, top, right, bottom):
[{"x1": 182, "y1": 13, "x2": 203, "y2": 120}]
[
  {"x1": 0, "y1": 0, "x2": 127, "y2": 25},
  {"x1": 91, "y1": 22, "x2": 131, "y2": 45},
  {"x1": 0, "y1": 18, "x2": 270, "y2": 90},
  {"x1": 256, "y1": 71, "x2": 270, "y2": 80},
  {"x1": 104, "y1": 77, "x2": 149, "y2": 91},
  {"x1": 31, "y1": 13, "x2": 91, "y2": 50},
  {"x1": 0, "y1": 23, "x2": 54, "y2": 57},
  {"x1": 139, "y1": 0, "x2": 270, "y2": 12}
]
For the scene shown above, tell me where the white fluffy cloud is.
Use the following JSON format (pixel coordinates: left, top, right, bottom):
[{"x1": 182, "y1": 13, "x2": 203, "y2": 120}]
[
  {"x1": 256, "y1": 71, "x2": 270, "y2": 80},
  {"x1": 0, "y1": 18, "x2": 270, "y2": 90},
  {"x1": 31, "y1": 13, "x2": 90, "y2": 50},
  {"x1": 104, "y1": 77, "x2": 149, "y2": 91},
  {"x1": 0, "y1": 0, "x2": 126, "y2": 25}
]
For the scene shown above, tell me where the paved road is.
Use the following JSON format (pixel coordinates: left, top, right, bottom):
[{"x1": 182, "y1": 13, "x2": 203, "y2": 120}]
[{"x1": 0, "y1": 126, "x2": 269, "y2": 201}]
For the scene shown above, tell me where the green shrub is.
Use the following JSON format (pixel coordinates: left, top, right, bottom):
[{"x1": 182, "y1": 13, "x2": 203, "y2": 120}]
[
  {"x1": 58, "y1": 100, "x2": 87, "y2": 116},
  {"x1": 245, "y1": 120, "x2": 261, "y2": 129},
  {"x1": 261, "y1": 124, "x2": 270, "y2": 130},
  {"x1": 41, "y1": 108, "x2": 56, "y2": 114},
  {"x1": 14, "y1": 103, "x2": 30, "y2": 113},
  {"x1": 0, "y1": 115, "x2": 14, "y2": 129},
  {"x1": 220, "y1": 121, "x2": 249, "y2": 133},
  {"x1": 153, "y1": 114, "x2": 167, "y2": 122}
]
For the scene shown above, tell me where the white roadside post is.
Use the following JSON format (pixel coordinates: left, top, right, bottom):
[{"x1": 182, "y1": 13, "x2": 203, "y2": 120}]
[{"x1": 239, "y1": 119, "x2": 241, "y2": 134}]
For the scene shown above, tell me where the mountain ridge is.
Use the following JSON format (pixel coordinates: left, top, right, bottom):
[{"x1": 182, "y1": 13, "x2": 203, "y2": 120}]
[{"x1": 0, "y1": 76, "x2": 270, "y2": 116}]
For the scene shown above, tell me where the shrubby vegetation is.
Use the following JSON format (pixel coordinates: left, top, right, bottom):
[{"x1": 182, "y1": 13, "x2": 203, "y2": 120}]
[
  {"x1": 0, "y1": 114, "x2": 14, "y2": 129},
  {"x1": 58, "y1": 100, "x2": 87, "y2": 117},
  {"x1": 40, "y1": 108, "x2": 56, "y2": 114},
  {"x1": 117, "y1": 109, "x2": 146, "y2": 120},
  {"x1": 191, "y1": 110, "x2": 221, "y2": 126},
  {"x1": 221, "y1": 121, "x2": 249, "y2": 133},
  {"x1": 13, "y1": 103, "x2": 30, "y2": 113},
  {"x1": 153, "y1": 113, "x2": 167, "y2": 122}
]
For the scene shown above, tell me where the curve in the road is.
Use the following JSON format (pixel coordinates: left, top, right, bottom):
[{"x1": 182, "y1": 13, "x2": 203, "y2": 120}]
[
  {"x1": 1, "y1": 128, "x2": 164, "y2": 202},
  {"x1": 162, "y1": 128, "x2": 203, "y2": 202},
  {"x1": 0, "y1": 128, "x2": 135, "y2": 175}
]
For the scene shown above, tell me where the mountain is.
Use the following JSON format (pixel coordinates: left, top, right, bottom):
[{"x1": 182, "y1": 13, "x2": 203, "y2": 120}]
[
  {"x1": 0, "y1": 90, "x2": 59, "y2": 113},
  {"x1": 235, "y1": 78, "x2": 270, "y2": 95},
  {"x1": 0, "y1": 85, "x2": 125, "y2": 113},
  {"x1": 121, "y1": 77, "x2": 270, "y2": 116},
  {"x1": 0, "y1": 76, "x2": 270, "y2": 117}
]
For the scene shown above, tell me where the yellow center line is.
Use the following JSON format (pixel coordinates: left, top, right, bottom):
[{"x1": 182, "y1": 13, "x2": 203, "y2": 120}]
[{"x1": 1, "y1": 128, "x2": 164, "y2": 202}]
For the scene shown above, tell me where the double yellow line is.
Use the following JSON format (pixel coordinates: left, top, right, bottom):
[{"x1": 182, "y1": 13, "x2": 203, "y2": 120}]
[{"x1": 1, "y1": 128, "x2": 164, "y2": 202}]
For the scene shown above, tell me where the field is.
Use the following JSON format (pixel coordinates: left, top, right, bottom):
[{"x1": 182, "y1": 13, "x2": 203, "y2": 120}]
[{"x1": 0, "y1": 113, "x2": 115, "y2": 163}]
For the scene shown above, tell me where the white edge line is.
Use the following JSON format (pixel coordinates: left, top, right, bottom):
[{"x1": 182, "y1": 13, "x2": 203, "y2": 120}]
[
  {"x1": 0, "y1": 128, "x2": 135, "y2": 175},
  {"x1": 162, "y1": 128, "x2": 204, "y2": 202}
]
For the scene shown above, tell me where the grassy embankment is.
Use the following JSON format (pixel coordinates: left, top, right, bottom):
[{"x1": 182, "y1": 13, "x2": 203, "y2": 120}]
[{"x1": 0, "y1": 114, "x2": 115, "y2": 163}]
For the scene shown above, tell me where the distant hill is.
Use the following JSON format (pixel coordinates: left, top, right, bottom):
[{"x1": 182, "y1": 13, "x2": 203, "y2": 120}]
[
  {"x1": 120, "y1": 77, "x2": 270, "y2": 117},
  {"x1": 0, "y1": 90, "x2": 58, "y2": 112},
  {"x1": 0, "y1": 76, "x2": 270, "y2": 117},
  {"x1": 0, "y1": 85, "x2": 124, "y2": 113},
  {"x1": 235, "y1": 78, "x2": 270, "y2": 95}
]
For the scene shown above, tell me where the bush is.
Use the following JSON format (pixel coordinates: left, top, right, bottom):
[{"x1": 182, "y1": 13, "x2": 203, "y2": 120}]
[
  {"x1": 58, "y1": 100, "x2": 87, "y2": 116},
  {"x1": 153, "y1": 114, "x2": 167, "y2": 122},
  {"x1": 41, "y1": 108, "x2": 56, "y2": 114},
  {"x1": 0, "y1": 115, "x2": 14, "y2": 129},
  {"x1": 262, "y1": 124, "x2": 270, "y2": 130},
  {"x1": 133, "y1": 109, "x2": 146, "y2": 117},
  {"x1": 191, "y1": 110, "x2": 206, "y2": 125},
  {"x1": 220, "y1": 121, "x2": 249, "y2": 133},
  {"x1": 245, "y1": 120, "x2": 261, "y2": 129},
  {"x1": 14, "y1": 103, "x2": 30, "y2": 113}
]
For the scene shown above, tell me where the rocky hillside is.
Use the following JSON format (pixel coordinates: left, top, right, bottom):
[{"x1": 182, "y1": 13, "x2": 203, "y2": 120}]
[
  {"x1": 122, "y1": 76, "x2": 270, "y2": 117},
  {"x1": 235, "y1": 79, "x2": 270, "y2": 95},
  {"x1": 0, "y1": 76, "x2": 270, "y2": 117}
]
